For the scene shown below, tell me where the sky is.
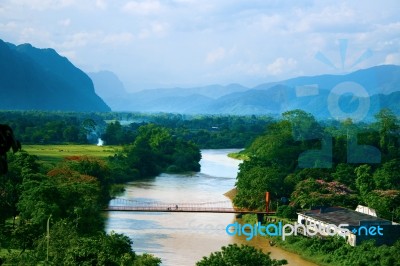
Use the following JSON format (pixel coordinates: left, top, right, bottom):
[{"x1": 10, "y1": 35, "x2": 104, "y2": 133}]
[{"x1": 0, "y1": 0, "x2": 400, "y2": 92}]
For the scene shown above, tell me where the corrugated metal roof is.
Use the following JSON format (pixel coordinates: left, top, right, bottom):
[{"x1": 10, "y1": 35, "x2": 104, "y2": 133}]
[{"x1": 299, "y1": 207, "x2": 391, "y2": 226}]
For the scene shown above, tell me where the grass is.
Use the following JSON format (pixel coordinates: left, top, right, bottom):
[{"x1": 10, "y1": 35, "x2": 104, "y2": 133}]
[
  {"x1": 22, "y1": 144, "x2": 120, "y2": 164},
  {"x1": 227, "y1": 152, "x2": 249, "y2": 161}
]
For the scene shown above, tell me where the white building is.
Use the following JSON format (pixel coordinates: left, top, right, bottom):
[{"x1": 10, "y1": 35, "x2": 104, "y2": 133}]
[{"x1": 297, "y1": 206, "x2": 399, "y2": 246}]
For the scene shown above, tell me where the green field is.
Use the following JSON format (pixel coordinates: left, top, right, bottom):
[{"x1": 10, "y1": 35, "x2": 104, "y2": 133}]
[{"x1": 22, "y1": 144, "x2": 120, "y2": 164}]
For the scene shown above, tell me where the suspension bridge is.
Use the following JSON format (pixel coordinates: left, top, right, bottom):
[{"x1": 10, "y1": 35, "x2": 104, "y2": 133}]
[{"x1": 104, "y1": 198, "x2": 275, "y2": 215}]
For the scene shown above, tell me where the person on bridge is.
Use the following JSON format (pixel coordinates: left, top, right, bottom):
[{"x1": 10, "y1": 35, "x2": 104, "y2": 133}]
[{"x1": 175, "y1": 205, "x2": 178, "y2": 210}]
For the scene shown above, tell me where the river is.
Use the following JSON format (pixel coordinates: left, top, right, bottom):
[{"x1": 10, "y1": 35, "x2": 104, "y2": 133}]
[{"x1": 105, "y1": 149, "x2": 317, "y2": 266}]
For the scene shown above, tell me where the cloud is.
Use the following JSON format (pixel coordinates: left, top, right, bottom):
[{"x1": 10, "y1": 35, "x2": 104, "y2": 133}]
[
  {"x1": 59, "y1": 50, "x2": 77, "y2": 61},
  {"x1": 205, "y1": 47, "x2": 226, "y2": 64},
  {"x1": 60, "y1": 32, "x2": 100, "y2": 49},
  {"x1": 0, "y1": 21, "x2": 18, "y2": 32},
  {"x1": 19, "y1": 27, "x2": 51, "y2": 44},
  {"x1": 95, "y1": 0, "x2": 107, "y2": 10},
  {"x1": 122, "y1": 0, "x2": 162, "y2": 15},
  {"x1": 385, "y1": 53, "x2": 400, "y2": 65},
  {"x1": 266, "y1": 57, "x2": 298, "y2": 75},
  {"x1": 103, "y1": 32, "x2": 134, "y2": 44},
  {"x1": 10, "y1": 0, "x2": 75, "y2": 11},
  {"x1": 138, "y1": 21, "x2": 169, "y2": 39},
  {"x1": 58, "y1": 18, "x2": 71, "y2": 27},
  {"x1": 1, "y1": 0, "x2": 399, "y2": 90}
]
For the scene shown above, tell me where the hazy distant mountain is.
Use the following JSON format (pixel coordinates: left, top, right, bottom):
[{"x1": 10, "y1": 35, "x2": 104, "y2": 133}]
[
  {"x1": 89, "y1": 76, "x2": 249, "y2": 111},
  {"x1": 254, "y1": 65, "x2": 400, "y2": 96},
  {"x1": 0, "y1": 39, "x2": 110, "y2": 112},
  {"x1": 100, "y1": 65, "x2": 399, "y2": 118},
  {"x1": 88, "y1": 71, "x2": 130, "y2": 111}
]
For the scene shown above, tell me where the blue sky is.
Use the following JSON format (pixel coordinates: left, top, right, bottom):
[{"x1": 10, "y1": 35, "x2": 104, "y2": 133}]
[{"x1": 0, "y1": 0, "x2": 399, "y2": 91}]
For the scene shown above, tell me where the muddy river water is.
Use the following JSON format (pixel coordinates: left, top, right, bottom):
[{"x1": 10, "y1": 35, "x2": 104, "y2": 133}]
[{"x1": 105, "y1": 149, "x2": 317, "y2": 266}]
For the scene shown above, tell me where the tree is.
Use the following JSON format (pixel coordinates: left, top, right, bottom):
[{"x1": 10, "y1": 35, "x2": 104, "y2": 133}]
[
  {"x1": 276, "y1": 205, "x2": 297, "y2": 219},
  {"x1": 355, "y1": 164, "x2": 374, "y2": 196},
  {"x1": 196, "y1": 244, "x2": 287, "y2": 266},
  {"x1": 64, "y1": 156, "x2": 113, "y2": 204},
  {"x1": 0, "y1": 152, "x2": 40, "y2": 224},
  {"x1": 5, "y1": 220, "x2": 161, "y2": 266},
  {"x1": 364, "y1": 190, "x2": 400, "y2": 221},
  {"x1": 246, "y1": 120, "x2": 301, "y2": 169},
  {"x1": 373, "y1": 159, "x2": 400, "y2": 190},
  {"x1": 374, "y1": 108, "x2": 399, "y2": 154},
  {"x1": 109, "y1": 124, "x2": 201, "y2": 180},
  {"x1": 102, "y1": 121, "x2": 124, "y2": 145},
  {"x1": 0, "y1": 124, "x2": 21, "y2": 174},
  {"x1": 291, "y1": 179, "x2": 355, "y2": 209},
  {"x1": 234, "y1": 162, "x2": 286, "y2": 210},
  {"x1": 332, "y1": 163, "x2": 357, "y2": 189},
  {"x1": 18, "y1": 167, "x2": 103, "y2": 234},
  {"x1": 282, "y1": 109, "x2": 323, "y2": 142}
]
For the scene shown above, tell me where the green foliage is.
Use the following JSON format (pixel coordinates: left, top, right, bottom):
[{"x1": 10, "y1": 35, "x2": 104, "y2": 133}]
[
  {"x1": 0, "y1": 111, "x2": 106, "y2": 144},
  {"x1": 64, "y1": 156, "x2": 113, "y2": 204},
  {"x1": 276, "y1": 205, "x2": 297, "y2": 219},
  {"x1": 196, "y1": 244, "x2": 287, "y2": 266},
  {"x1": 246, "y1": 120, "x2": 301, "y2": 169},
  {"x1": 291, "y1": 179, "x2": 356, "y2": 209},
  {"x1": 374, "y1": 108, "x2": 399, "y2": 157},
  {"x1": 18, "y1": 166, "x2": 103, "y2": 234},
  {"x1": 363, "y1": 190, "x2": 400, "y2": 221},
  {"x1": 355, "y1": 164, "x2": 374, "y2": 196},
  {"x1": 4, "y1": 220, "x2": 161, "y2": 265},
  {"x1": 234, "y1": 109, "x2": 400, "y2": 222},
  {"x1": 102, "y1": 120, "x2": 136, "y2": 145},
  {"x1": 332, "y1": 163, "x2": 356, "y2": 189},
  {"x1": 234, "y1": 160, "x2": 287, "y2": 210},
  {"x1": 373, "y1": 159, "x2": 400, "y2": 190},
  {"x1": 278, "y1": 236, "x2": 400, "y2": 266},
  {"x1": 108, "y1": 124, "x2": 201, "y2": 181},
  {"x1": 101, "y1": 113, "x2": 273, "y2": 149},
  {"x1": 0, "y1": 152, "x2": 41, "y2": 224}
]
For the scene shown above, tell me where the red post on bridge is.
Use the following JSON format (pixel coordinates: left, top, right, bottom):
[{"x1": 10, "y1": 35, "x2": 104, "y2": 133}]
[{"x1": 265, "y1": 191, "x2": 270, "y2": 213}]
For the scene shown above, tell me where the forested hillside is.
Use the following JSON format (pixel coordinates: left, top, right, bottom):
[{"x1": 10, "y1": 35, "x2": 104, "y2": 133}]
[
  {"x1": 0, "y1": 40, "x2": 110, "y2": 112},
  {"x1": 234, "y1": 109, "x2": 400, "y2": 222}
]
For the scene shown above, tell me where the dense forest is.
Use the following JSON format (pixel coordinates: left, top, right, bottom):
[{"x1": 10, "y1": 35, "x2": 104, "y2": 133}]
[
  {"x1": 0, "y1": 117, "x2": 202, "y2": 264},
  {"x1": 0, "y1": 111, "x2": 272, "y2": 149},
  {"x1": 0, "y1": 151, "x2": 162, "y2": 264},
  {"x1": 234, "y1": 109, "x2": 400, "y2": 222},
  {"x1": 1, "y1": 109, "x2": 399, "y2": 264},
  {"x1": 232, "y1": 108, "x2": 400, "y2": 265}
]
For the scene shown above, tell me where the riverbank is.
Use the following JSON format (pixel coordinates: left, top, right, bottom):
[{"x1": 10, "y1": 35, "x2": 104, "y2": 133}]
[
  {"x1": 223, "y1": 188, "x2": 318, "y2": 265},
  {"x1": 227, "y1": 151, "x2": 249, "y2": 161},
  {"x1": 223, "y1": 188, "x2": 237, "y2": 200}
]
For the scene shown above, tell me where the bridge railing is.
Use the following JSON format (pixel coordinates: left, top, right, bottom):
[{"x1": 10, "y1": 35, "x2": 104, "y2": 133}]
[{"x1": 109, "y1": 197, "x2": 234, "y2": 208}]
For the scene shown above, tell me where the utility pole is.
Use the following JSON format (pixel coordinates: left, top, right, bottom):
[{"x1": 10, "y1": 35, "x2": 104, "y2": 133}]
[{"x1": 46, "y1": 214, "x2": 52, "y2": 263}]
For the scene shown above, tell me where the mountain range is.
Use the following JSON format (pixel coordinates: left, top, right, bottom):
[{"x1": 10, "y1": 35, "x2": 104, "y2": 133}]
[
  {"x1": 91, "y1": 65, "x2": 400, "y2": 119},
  {"x1": 1, "y1": 39, "x2": 398, "y2": 118},
  {"x1": 0, "y1": 39, "x2": 110, "y2": 112}
]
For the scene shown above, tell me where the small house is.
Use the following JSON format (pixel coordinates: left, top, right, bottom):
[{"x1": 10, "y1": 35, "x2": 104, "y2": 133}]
[{"x1": 297, "y1": 206, "x2": 400, "y2": 246}]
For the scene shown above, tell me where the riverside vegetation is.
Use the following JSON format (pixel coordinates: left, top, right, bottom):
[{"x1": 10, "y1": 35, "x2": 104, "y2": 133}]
[
  {"x1": 233, "y1": 109, "x2": 400, "y2": 266},
  {"x1": 0, "y1": 111, "x2": 275, "y2": 265},
  {"x1": 0, "y1": 121, "x2": 202, "y2": 264},
  {"x1": 0, "y1": 109, "x2": 399, "y2": 265}
]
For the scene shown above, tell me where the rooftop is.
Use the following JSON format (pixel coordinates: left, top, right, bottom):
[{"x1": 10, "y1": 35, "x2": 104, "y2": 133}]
[{"x1": 299, "y1": 207, "x2": 391, "y2": 226}]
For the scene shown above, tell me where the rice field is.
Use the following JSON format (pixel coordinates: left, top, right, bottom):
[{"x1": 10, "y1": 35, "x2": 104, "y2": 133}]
[{"x1": 22, "y1": 144, "x2": 120, "y2": 164}]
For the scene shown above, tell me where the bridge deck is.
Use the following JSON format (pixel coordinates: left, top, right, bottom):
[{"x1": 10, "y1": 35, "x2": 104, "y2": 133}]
[
  {"x1": 105, "y1": 198, "x2": 275, "y2": 214},
  {"x1": 105, "y1": 206, "x2": 274, "y2": 214}
]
